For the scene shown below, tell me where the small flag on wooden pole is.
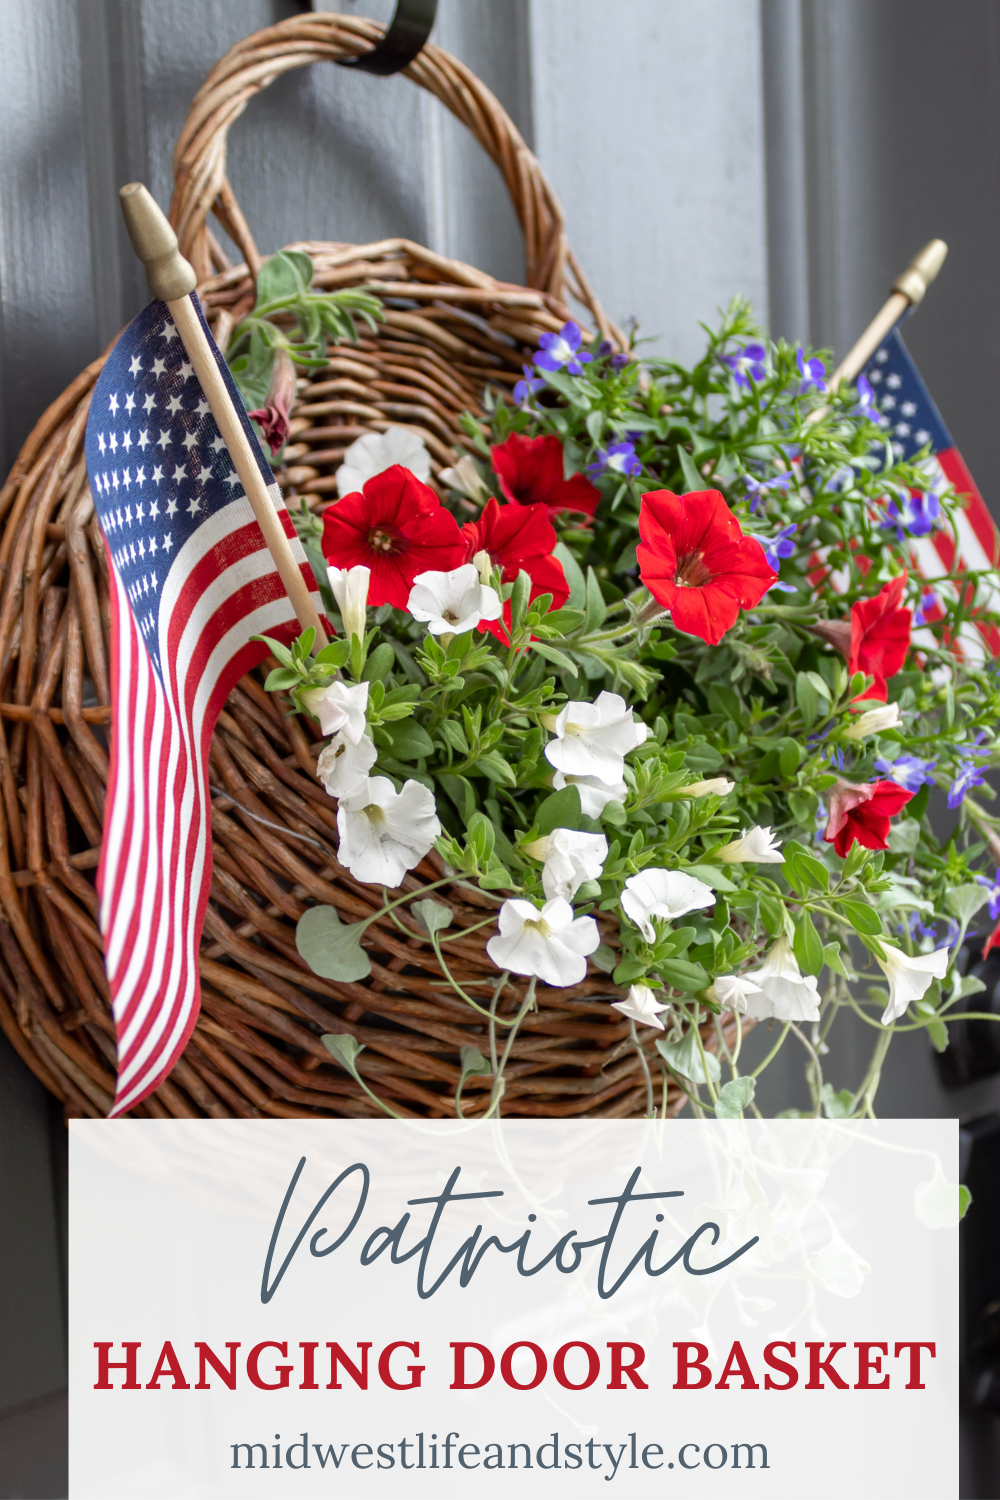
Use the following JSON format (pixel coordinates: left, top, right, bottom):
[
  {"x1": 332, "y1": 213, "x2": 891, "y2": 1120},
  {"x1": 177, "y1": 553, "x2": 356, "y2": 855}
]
[{"x1": 85, "y1": 184, "x2": 328, "y2": 1115}]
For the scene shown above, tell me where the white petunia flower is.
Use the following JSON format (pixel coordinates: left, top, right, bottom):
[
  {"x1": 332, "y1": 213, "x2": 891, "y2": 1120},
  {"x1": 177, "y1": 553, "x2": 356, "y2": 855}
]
[
  {"x1": 439, "y1": 454, "x2": 490, "y2": 503},
  {"x1": 708, "y1": 972, "x2": 763, "y2": 1013},
  {"x1": 612, "y1": 984, "x2": 670, "y2": 1030},
  {"x1": 407, "y1": 564, "x2": 503, "y2": 636},
  {"x1": 684, "y1": 777, "x2": 735, "y2": 798},
  {"x1": 301, "y1": 678, "x2": 369, "y2": 743},
  {"x1": 336, "y1": 775, "x2": 441, "y2": 887},
  {"x1": 552, "y1": 769, "x2": 628, "y2": 818},
  {"x1": 875, "y1": 943, "x2": 949, "y2": 1025},
  {"x1": 486, "y1": 897, "x2": 600, "y2": 987},
  {"x1": 316, "y1": 732, "x2": 378, "y2": 798},
  {"x1": 718, "y1": 825, "x2": 784, "y2": 863},
  {"x1": 336, "y1": 426, "x2": 432, "y2": 495},
  {"x1": 621, "y1": 868, "x2": 715, "y2": 942},
  {"x1": 842, "y1": 701, "x2": 901, "y2": 740},
  {"x1": 741, "y1": 936, "x2": 820, "y2": 1022},
  {"x1": 522, "y1": 827, "x2": 608, "y2": 901},
  {"x1": 544, "y1": 690, "x2": 648, "y2": 785},
  {"x1": 327, "y1": 564, "x2": 370, "y2": 642}
]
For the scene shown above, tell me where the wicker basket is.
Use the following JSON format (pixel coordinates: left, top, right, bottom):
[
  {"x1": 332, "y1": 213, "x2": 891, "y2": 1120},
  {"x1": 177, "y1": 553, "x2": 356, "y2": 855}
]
[{"x1": 0, "y1": 13, "x2": 740, "y2": 1120}]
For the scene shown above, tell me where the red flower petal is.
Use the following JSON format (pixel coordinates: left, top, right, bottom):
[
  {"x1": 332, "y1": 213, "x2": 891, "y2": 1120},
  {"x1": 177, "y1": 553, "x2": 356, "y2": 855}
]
[
  {"x1": 824, "y1": 778, "x2": 914, "y2": 857},
  {"x1": 321, "y1": 465, "x2": 466, "y2": 610},
  {"x1": 490, "y1": 433, "x2": 600, "y2": 516},
  {"x1": 850, "y1": 572, "x2": 911, "y2": 701},
  {"x1": 462, "y1": 496, "x2": 568, "y2": 642},
  {"x1": 636, "y1": 489, "x2": 777, "y2": 646}
]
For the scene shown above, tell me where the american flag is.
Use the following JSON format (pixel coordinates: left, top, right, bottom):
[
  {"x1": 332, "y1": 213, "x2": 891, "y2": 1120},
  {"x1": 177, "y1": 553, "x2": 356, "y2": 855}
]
[
  {"x1": 84, "y1": 294, "x2": 322, "y2": 1117},
  {"x1": 862, "y1": 327, "x2": 1000, "y2": 657}
]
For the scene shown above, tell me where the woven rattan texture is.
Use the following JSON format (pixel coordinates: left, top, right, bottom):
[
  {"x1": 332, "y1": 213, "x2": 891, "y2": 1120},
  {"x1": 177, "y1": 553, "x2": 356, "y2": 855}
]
[{"x1": 0, "y1": 16, "x2": 741, "y2": 1118}]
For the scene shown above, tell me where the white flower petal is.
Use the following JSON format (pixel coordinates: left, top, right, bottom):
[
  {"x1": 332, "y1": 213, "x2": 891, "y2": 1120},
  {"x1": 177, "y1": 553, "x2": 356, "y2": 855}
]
[
  {"x1": 708, "y1": 973, "x2": 762, "y2": 1013},
  {"x1": 327, "y1": 564, "x2": 370, "y2": 641},
  {"x1": 336, "y1": 427, "x2": 431, "y2": 495},
  {"x1": 551, "y1": 770, "x2": 627, "y2": 817},
  {"x1": 336, "y1": 776, "x2": 441, "y2": 887},
  {"x1": 741, "y1": 936, "x2": 820, "y2": 1022},
  {"x1": 407, "y1": 564, "x2": 503, "y2": 635},
  {"x1": 486, "y1": 897, "x2": 600, "y2": 987},
  {"x1": 316, "y1": 732, "x2": 378, "y2": 798},
  {"x1": 544, "y1": 690, "x2": 647, "y2": 784},
  {"x1": 301, "y1": 679, "x2": 369, "y2": 743},
  {"x1": 523, "y1": 828, "x2": 608, "y2": 900},
  {"x1": 612, "y1": 984, "x2": 669, "y2": 1029},
  {"x1": 875, "y1": 943, "x2": 949, "y2": 1024},
  {"x1": 718, "y1": 825, "x2": 784, "y2": 863},
  {"x1": 621, "y1": 868, "x2": 715, "y2": 942},
  {"x1": 843, "y1": 702, "x2": 901, "y2": 740}
]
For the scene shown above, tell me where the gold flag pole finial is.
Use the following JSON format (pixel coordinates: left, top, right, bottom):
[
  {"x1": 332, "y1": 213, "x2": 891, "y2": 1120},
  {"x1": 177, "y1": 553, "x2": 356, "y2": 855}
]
[
  {"x1": 828, "y1": 238, "x2": 949, "y2": 392},
  {"x1": 117, "y1": 182, "x2": 327, "y2": 647}
]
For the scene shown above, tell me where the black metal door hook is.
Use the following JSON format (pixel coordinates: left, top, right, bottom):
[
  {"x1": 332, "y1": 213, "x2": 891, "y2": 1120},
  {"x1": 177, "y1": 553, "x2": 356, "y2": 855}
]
[{"x1": 336, "y1": 0, "x2": 438, "y2": 77}]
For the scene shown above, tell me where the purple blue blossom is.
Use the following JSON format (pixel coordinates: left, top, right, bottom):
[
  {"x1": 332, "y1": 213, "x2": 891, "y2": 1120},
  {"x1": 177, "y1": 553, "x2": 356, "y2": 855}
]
[
  {"x1": 880, "y1": 489, "x2": 942, "y2": 541},
  {"x1": 796, "y1": 348, "x2": 827, "y2": 396},
  {"x1": 513, "y1": 364, "x2": 546, "y2": 404},
  {"x1": 610, "y1": 352, "x2": 629, "y2": 371},
  {"x1": 721, "y1": 342, "x2": 767, "y2": 389},
  {"x1": 852, "y1": 374, "x2": 883, "y2": 424},
  {"x1": 914, "y1": 589, "x2": 940, "y2": 627},
  {"x1": 587, "y1": 441, "x2": 641, "y2": 480},
  {"x1": 874, "y1": 754, "x2": 937, "y2": 793},
  {"x1": 976, "y1": 869, "x2": 1000, "y2": 921},
  {"x1": 535, "y1": 320, "x2": 593, "y2": 376},
  {"x1": 901, "y1": 912, "x2": 960, "y2": 950},
  {"x1": 948, "y1": 738, "x2": 990, "y2": 809},
  {"x1": 743, "y1": 470, "x2": 793, "y2": 514},
  {"x1": 758, "y1": 523, "x2": 798, "y2": 591}
]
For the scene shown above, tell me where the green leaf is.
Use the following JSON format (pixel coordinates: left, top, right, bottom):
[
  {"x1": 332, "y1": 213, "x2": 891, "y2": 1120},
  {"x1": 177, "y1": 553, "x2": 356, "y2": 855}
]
[
  {"x1": 823, "y1": 941, "x2": 850, "y2": 980},
  {"x1": 255, "y1": 248, "x2": 314, "y2": 306},
  {"x1": 656, "y1": 1028, "x2": 720, "y2": 1085},
  {"x1": 553, "y1": 542, "x2": 586, "y2": 608},
  {"x1": 613, "y1": 957, "x2": 648, "y2": 986},
  {"x1": 297, "y1": 906, "x2": 372, "y2": 982},
  {"x1": 945, "y1": 883, "x2": 990, "y2": 925},
  {"x1": 715, "y1": 1076, "x2": 756, "y2": 1118},
  {"x1": 821, "y1": 1083, "x2": 854, "y2": 1119},
  {"x1": 531, "y1": 641, "x2": 579, "y2": 674},
  {"x1": 321, "y1": 1031, "x2": 364, "y2": 1076},
  {"x1": 440, "y1": 773, "x2": 477, "y2": 824},
  {"x1": 474, "y1": 750, "x2": 517, "y2": 786},
  {"x1": 786, "y1": 846, "x2": 830, "y2": 894},
  {"x1": 681, "y1": 864, "x2": 737, "y2": 892},
  {"x1": 677, "y1": 446, "x2": 705, "y2": 493},
  {"x1": 584, "y1": 567, "x2": 607, "y2": 630},
  {"x1": 467, "y1": 811, "x2": 496, "y2": 864},
  {"x1": 793, "y1": 911, "x2": 825, "y2": 976},
  {"x1": 958, "y1": 1185, "x2": 972, "y2": 1221},
  {"x1": 509, "y1": 570, "x2": 532, "y2": 631},
  {"x1": 412, "y1": 898, "x2": 453, "y2": 937},
  {"x1": 534, "y1": 785, "x2": 583, "y2": 834},
  {"x1": 795, "y1": 671, "x2": 819, "y2": 728},
  {"x1": 591, "y1": 943, "x2": 617, "y2": 974},
  {"x1": 458, "y1": 1045, "x2": 491, "y2": 1089},
  {"x1": 759, "y1": 894, "x2": 785, "y2": 937},
  {"x1": 439, "y1": 720, "x2": 470, "y2": 757},
  {"x1": 363, "y1": 643, "x2": 396, "y2": 682},
  {"x1": 381, "y1": 722, "x2": 434, "y2": 761},
  {"x1": 543, "y1": 607, "x2": 587, "y2": 634},
  {"x1": 887, "y1": 818, "x2": 921, "y2": 854},
  {"x1": 839, "y1": 899, "x2": 883, "y2": 937},
  {"x1": 658, "y1": 958, "x2": 711, "y2": 992}
]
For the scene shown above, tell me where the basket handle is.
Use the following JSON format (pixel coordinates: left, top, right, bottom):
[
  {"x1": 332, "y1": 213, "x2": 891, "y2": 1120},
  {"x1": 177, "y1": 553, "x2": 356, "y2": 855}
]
[{"x1": 168, "y1": 12, "x2": 612, "y2": 336}]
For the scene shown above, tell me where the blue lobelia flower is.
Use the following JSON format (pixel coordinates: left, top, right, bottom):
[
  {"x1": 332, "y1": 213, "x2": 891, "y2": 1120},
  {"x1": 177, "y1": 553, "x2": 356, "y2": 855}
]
[
  {"x1": 610, "y1": 352, "x2": 629, "y2": 371},
  {"x1": 852, "y1": 374, "x2": 884, "y2": 425},
  {"x1": 913, "y1": 589, "x2": 940, "y2": 627},
  {"x1": 873, "y1": 754, "x2": 937, "y2": 794},
  {"x1": 976, "y1": 869, "x2": 1000, "y2": 920},
  {"x1": 587, "y1": 441, "x2": 642, "y2": 480},
  {"x1": 535, "y1": 320, "x2": 593, "y2": 376},
  {"x1": 796, "y1": 348, "x2": 827, "y2": 396},
  {"x1": 721, "y1": 342, "x2": 767, "y2": 389},
  {"x1": 948, "y1": 737, "x2": 990, "y2": 809},
  {"x1": 880, "y1": 489, "x2": 942, "y2": 542},
  {"x1": 757, "y1": 523, "x2": 798, "y2": 590},
  {"x1": 513, "y1": 363, "x2": 547, "y2": 404},
  {"x1": 743, "y1": 470, "x2": 793, "y2": 514}
]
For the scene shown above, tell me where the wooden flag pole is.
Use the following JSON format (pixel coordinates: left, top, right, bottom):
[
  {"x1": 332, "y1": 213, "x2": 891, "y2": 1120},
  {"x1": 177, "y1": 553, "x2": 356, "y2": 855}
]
[
  {"x1": 117, "y1": 182, "x2": 328, "y2": 646},
  {"x1": 828, "y1": 237, "x2": 949, "y2": 390}
]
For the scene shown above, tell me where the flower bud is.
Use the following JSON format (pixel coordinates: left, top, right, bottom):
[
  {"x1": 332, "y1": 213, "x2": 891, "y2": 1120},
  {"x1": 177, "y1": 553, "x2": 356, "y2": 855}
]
[
  {"x1": 248, "y1": 347, "x2": 297, "y2": 455},
  {"x1": 842, "y1": 701, "x2": 900, "y2": 740},
  {"x1": 328, "y1": 564, "x2": 370, "y2": 643}
]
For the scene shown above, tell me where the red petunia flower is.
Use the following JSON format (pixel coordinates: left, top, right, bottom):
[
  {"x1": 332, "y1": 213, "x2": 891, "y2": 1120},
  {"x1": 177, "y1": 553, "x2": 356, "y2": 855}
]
[
  {"x1": 823, "y1": 777, "x2": 914, "y2": 857},
  {"x1": 490, "y1": 433, "x2": 600, "y2": 516},
  {"x1": 462, "y1": 496, "x2": 569, "y2": 642},
  {"x1": 321, "y1": 465, "x2": 466, "y2": 609},
  {"x1": 849, "y1": 572, "x2": 911, "y2": 701},
  {"x1": 636, "y1": 489, "x2": 777, "y2": 646}
]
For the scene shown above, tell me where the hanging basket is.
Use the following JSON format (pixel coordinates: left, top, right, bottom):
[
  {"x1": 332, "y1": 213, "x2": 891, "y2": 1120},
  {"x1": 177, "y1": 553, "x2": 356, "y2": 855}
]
[{"x1": 0, "y1": 13, "x2": 742, "y2": 1120}]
